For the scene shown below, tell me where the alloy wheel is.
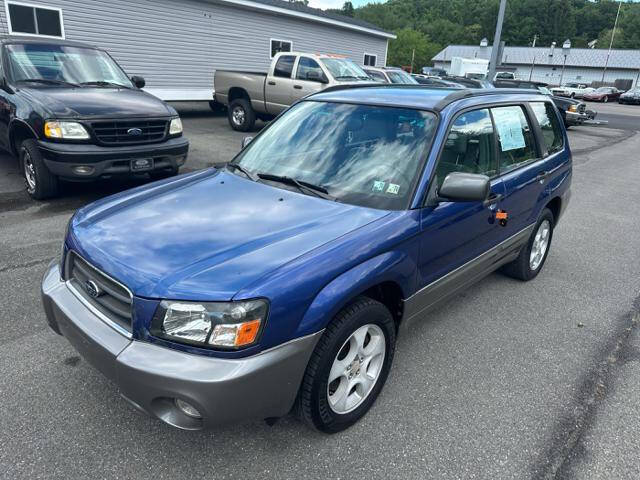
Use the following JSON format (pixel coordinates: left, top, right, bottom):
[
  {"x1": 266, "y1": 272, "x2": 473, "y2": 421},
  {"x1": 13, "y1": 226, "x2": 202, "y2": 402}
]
[
  {"x1": 23, "y1": 150, "x2": 37, "y2": 193},
  {"x1": 530, "y1": 220, "x2": 551, "y2": 271},
  {"x1": 232, "y1": 106, "x2": 245, "y2": 126}
]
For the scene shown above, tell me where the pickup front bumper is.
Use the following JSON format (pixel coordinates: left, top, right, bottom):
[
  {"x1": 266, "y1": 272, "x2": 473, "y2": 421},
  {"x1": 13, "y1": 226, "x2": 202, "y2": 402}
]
[
  {"x1": 38, "y1": 137, "x2": 189, "y2": 179},
  {"x1": 41, "y1": 261, "x2": 321, "y2": 430}
]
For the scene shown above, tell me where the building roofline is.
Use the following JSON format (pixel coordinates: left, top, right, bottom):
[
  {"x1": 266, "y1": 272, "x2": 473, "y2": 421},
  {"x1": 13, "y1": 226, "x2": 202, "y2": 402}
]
[{"x1": 210, "y1": 0, "x2": 396, "y2": 39}]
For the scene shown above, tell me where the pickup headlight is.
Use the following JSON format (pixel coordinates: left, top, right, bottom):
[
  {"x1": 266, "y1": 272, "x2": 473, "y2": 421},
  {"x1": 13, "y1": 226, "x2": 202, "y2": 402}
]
[
  {"x1": 150, "y1": 299, "x2": 268, "y2": 349},
  {"x1": 44, "y1": 121, "x2": 90, "y2": 140},
  {"x1": 568, "y1": 105, "x2": 578, "y2": 113},
  {"x1": 169, "y1": 117, "x2": 183, "y2": 135}
]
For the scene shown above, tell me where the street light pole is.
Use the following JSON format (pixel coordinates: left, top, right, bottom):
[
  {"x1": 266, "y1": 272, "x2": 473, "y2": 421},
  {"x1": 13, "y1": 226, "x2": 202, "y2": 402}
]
[
  {"x1": 560, "y1": 39, "x2": 571, "y2": 86},
  {"x1": 601, "y1": 0, "x2": 622, "y2": 83},
  {"x1": 488, "y1": 0, "x2": 507, "y2": 80}
]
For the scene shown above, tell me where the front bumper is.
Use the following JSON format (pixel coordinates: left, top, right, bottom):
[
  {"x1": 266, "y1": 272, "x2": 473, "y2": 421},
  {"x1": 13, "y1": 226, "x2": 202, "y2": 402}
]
[
  {"x1": 565, "y1": 111, "x2": 589, "y2": 125},
  {"x1": 38, "y1": 137, "x2": 189, "y2": 179},
  {"x1": 41, "y1": 262, "x2": 321, "y2": 430}
]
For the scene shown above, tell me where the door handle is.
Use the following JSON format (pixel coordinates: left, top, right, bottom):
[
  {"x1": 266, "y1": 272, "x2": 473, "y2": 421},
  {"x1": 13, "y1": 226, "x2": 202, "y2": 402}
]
[
  {"x1": 268, "y1": 81, "x2": 276, "y2": 86},
  {"x1": 294, "y1": 85, "x2": 302, "y2": 90},
  {"x1": 483, "y1": 192, "x2": 503, "y2": 208},
  {"x1": 536, "y1": 171, "x2": 549, "y2": 183}
]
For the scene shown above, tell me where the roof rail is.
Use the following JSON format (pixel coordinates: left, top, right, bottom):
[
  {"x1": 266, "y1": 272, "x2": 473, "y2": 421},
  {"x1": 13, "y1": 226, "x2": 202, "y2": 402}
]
[
  {"x1": 315, "y1": 83, "x2": 463, "y2": 96},
  {"x1": 433, "y1": 87, "x2": 543, "y2": 110}
]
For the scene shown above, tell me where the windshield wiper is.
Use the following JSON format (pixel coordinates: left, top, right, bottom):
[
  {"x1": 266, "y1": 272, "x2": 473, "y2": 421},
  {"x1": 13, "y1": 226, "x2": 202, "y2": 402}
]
[
  {"x1": 257, "y1": 173, "x2": 337, "y2": 201},
  {"x1": 79, "y1": 80, "x2": 131, "y2": 89},
  {"x1": 226, "y1": 163, "x2": 259, "y2": 182},
  {"x1": 18, "y1": 78, "x2": 80, "y2": 88}
]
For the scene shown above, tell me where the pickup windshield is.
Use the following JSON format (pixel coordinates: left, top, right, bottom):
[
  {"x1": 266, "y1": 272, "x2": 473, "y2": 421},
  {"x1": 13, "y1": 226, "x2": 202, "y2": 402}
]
[
  {"x1": 386, "y1": 70, "x2": 418, "y2": 84},
  {"x1": 7, "y1": 43, "x2": 133, "y2": 88},
  {"x1": 233, "y1": 101, "x2": 438, "y2": 210},
  {"x1": 320, "y1": 58, "x2": 369, "y2": 81}
]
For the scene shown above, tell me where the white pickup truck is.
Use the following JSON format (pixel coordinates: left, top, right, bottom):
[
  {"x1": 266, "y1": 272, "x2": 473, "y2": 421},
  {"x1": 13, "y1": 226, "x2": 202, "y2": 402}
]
[
  {"x1": 550, "y1": 83, "x2": 595, "y2": 99},
  {"x1": 214, "y1": 52, "x2": 371, "y2": 131}
]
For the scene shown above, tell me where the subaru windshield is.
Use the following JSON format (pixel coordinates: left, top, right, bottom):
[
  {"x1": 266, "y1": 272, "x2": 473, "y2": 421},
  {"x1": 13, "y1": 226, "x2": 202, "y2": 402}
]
[
  {"x1": 231, "y1": 101, "x2": 438, "y2": 210},
  {"x1": 7, "y1": 43, "x2": 133, "y2": 88}
]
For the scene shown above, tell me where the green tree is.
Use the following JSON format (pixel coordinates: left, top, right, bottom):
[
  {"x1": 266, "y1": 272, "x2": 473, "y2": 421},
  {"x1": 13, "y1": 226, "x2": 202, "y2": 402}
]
[
  {"x1": 387, "y1": 28, "x2": 441, "y2": 71},
  {"x1": 342, "y1": 1, "x2": 354, "y2": 17}
]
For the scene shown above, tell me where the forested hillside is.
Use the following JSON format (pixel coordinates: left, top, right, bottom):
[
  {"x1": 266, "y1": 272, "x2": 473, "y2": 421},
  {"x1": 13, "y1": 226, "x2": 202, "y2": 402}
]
[{"x1": 329, "y1": 0, "x2": 640, "y2": 68}]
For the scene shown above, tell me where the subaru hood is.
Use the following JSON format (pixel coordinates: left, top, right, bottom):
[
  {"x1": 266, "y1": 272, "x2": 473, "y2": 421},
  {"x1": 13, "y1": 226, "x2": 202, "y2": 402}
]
[{"x1": 68, "y1": 170, "x2": 388, "y2": 300}]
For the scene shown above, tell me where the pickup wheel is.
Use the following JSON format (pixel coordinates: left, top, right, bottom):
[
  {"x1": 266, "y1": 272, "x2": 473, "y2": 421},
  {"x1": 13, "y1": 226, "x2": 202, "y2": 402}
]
[
  {"x1": 20, "y1": 139, "x2": 59, "y2": 200},
  {"x1": 295, "y1": 296, "x2": 396, "y2": 433},
  {"x1": 501, "y1": 208, "x2": 554, "y2": 281},
  {"x1": 228, "y1": 98, "x2": 256, "y2": 132}
]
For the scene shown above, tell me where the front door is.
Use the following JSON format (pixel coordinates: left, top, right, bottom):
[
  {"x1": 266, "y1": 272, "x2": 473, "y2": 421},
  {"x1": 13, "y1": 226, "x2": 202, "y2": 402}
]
[
  {"x1": 265, "y1": 55, "x2": 296, "y2": 115},
  {"x1": 291, "y1": 56, "x2": 326, "y2": 102}
]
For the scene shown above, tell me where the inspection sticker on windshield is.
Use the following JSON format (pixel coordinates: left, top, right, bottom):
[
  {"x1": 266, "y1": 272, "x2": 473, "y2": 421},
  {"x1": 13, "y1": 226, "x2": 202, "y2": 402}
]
[
  {"x1": 386, "y1": 183, "x2": 400, "y2": 195},
  {"x1": 492, "y1": 107, "x2": 526, "y2": 152},
  {"x1": 372, "y1": 180, "x2": 386, "y2": 192}
]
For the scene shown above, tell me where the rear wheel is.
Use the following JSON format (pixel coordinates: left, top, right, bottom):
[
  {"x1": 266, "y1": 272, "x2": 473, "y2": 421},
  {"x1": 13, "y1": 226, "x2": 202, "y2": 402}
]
[
  {"x1": 501, "y1": 208, "x2": 554, "y2": 281},
  {"x1": 20, "y1": 139, "x2": 58, "y2": 200},
  {"x1": 228, "y1": 98, "x2": 256, "y2": 132},
  {"x1": 295, "y1": 297, "x2": 396, "y2": 433}
]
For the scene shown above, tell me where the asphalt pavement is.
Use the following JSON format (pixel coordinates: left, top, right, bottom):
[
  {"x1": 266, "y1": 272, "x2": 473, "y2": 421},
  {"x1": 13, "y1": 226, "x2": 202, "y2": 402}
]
[{"x1": 0, "y1": 103, "x2": 639, "y2": 480}]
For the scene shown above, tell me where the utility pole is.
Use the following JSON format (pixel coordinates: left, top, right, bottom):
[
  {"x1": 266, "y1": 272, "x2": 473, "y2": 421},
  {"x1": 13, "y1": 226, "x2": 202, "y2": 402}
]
[
  {"x1": 532, "y1": 34, "x2": 538, "y2": 48},
  {"x1": 410, "y1": 48, "x2": 415, "y2": 74},
  {"x1": 601, "y1": 0, "x2": 622, "y2": 83},
  {"x1": 488, "y1": 0, "x2": 507, "y2": 80}
]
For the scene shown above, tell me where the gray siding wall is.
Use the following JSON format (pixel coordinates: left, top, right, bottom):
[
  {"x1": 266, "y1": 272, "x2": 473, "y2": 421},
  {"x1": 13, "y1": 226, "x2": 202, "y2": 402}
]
[{"x1": 0, "y1": 0, "x2": 388, "y2": 93}]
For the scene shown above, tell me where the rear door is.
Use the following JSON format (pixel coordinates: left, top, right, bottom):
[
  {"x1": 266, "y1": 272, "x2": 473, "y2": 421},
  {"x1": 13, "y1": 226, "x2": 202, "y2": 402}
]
[
  {"x1": 265, "y1": 54, "x2": 296, "y2": 114},
  {"x1": 292, "y1": 56, "x2": 326, "y2": 102}
]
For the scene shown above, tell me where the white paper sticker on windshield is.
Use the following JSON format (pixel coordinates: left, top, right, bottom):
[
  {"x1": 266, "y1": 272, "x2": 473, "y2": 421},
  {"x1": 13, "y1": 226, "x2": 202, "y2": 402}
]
[
  {"x1": 372, "y1": 180, "x2": 386, "y2": 192},
  {"x1": 386, "y1": 183, "x2": 400, "y2": 195},
  {"x1": 492, "y1": 107, "x2": 526, "y2": 152}
]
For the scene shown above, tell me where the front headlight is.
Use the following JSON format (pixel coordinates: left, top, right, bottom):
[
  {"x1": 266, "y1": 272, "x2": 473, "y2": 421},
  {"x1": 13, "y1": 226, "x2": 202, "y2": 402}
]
[
  {"x1": 169, "y1": 117, "x2": 183, "y2": 135},
  {"x1": 44, "y1": 121, "x2": 90, "y2": 140},
  {"x1": 150, "y1": 299, "x2": 268, "y2": 349},
  {"x1": 568, "y1": 105, "x2": 578, "y2": 113}
]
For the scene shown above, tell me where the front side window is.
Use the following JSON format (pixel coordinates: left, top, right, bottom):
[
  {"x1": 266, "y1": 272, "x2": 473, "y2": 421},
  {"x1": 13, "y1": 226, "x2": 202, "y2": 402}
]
[
  {"x1": 273, "y1": 55, "x2": 295, "y2": 79},
  {"x1": 7, "y1": 2, "x2": 63, "y2": 38},
  {"x1": 296, "y1": 57, "x2": 324, "y2": 82},
  {"x1": 435, "y1": 109, "x2": 497, "y2": 189},
  {"x1": 7, "y1": 43, "x2": 133, "y2": 87},
  {"x1": 530, "y1": 102, "x2": 563, "y2": 155},
  {"x1": 233, "y1": 101, "x2": 438, "y2": 210},
  {"x1": 491, "y1": 105, "x2": 537, "y2": 173},
  {"x1": 364, "y1": 54, "x2": 377, "y2": 67},
  {"x1": 270, "y1": 39, "x2": 291, "y2": 58}
]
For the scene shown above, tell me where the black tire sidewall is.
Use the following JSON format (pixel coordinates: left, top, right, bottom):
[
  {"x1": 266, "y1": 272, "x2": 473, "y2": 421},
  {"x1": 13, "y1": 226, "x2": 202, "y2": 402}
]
[
  {"x1": 523, "y1": 209, "x2": 555, "y2": 280},
  {"x1": 309, "y1": 300, "x2": 396, "y2": 433},
  {"x1": 20, "y1": 139, "x2": 57, "y2": 200}
]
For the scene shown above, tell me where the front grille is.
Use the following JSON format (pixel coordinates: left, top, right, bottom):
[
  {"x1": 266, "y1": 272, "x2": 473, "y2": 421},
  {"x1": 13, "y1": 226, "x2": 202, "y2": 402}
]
[
  {"x1": 90, "y1": 119, "x2": 168, "y2": 145},
  {"x1": 66, "y1": 251, "x2": 133, "y2": 333}
]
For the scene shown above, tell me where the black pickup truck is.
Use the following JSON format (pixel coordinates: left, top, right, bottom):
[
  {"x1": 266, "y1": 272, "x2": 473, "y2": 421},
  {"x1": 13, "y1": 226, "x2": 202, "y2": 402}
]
[{"x1": 0, "y1": 37, "x2": 189, "y2": 199}]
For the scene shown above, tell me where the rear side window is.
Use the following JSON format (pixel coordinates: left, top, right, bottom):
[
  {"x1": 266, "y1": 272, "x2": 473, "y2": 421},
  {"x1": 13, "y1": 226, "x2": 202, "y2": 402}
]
[
  {"x1": 436, "y1": 108, "x2": 497, "y2": 189},
  {"x1": 530, "y1": 102, "x2": 563, "y2": 155},
  {"x1": 273, "y1": 55, "x2": 295, "y2": 78},
  {"x1": 491, "y1": 105, "x2": 537, "y2": 174}
]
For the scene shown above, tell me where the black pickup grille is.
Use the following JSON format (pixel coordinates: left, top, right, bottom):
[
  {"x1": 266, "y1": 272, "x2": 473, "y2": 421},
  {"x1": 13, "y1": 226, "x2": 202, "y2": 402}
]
[
  {"x1": 66, "y1": 251, "x2": 133, "y2": 333},
  {"x1": 90, "y1": 119, "x2": 168, "y2": 144}
]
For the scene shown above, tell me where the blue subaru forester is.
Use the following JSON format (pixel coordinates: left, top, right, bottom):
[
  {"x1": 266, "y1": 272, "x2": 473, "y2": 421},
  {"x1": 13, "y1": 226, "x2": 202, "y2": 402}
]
[{"x1": 42, "y1": 86, "x2": 571, "y2": 433}]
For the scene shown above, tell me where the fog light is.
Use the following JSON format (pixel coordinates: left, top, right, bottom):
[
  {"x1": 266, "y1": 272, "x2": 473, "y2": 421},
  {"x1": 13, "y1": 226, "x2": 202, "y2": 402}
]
[
  {"x1": 175, "y1": 398, "x2": 202, "y2": 419},
  {"x1": 177, "y1": 155, "x2": 186, "y2": 166},
  {"x1": 72, "y1": 165, "x2": 94, "y2": 175}
]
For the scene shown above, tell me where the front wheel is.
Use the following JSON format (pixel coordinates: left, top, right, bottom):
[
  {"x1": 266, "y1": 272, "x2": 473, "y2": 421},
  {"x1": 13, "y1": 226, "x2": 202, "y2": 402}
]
[
  {"x1": 295, "y1": 297, "x2": 396, "y2": 433},
  {"x1": 603, "y1": 96, "x2": 609, "y2": 103},
  {"x1": 501, "y1": 208, "x2": 554, "y2": 281},
  {"x1": 20, "y1": 139, "x2": 59, "y2": 200},
  {"x1": 228, "y1": 98, "x2": 256, "y2": 132}
]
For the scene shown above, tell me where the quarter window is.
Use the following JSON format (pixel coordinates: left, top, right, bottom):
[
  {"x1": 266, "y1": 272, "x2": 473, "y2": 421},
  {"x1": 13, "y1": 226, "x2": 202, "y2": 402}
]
[
  {"x1": 491, "y1": 105, "x2": 537, "y2": 174},
  {"x1": 530, "y1": 102, "x2": 563, "y2": 155},
  {"x1": 364, "y1": 53, "x2": 377, "y2": 67},
  {"x1": 436, "y1": 109, "x2": 497, "y2": 189},
  {"x1": 296, "y1": 57, "x2": 323, "y2": 81},
  {"x1": 7, "y1": 2, "x2": 64, "y2": 38},
  {"x1": 273, "y1": 55, "x2": 295, "y2": 79},
  {"x1": 270, "y1": 39, "x2": 292, "y2": 58}
]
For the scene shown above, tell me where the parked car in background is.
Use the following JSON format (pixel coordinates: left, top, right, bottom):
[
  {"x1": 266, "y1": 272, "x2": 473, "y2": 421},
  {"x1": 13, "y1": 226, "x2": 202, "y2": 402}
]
[
  {"x1": 441, "y1": 76, "x2": 495, "y2": 89},
  {"x1": 411, "y1": 75, "x2": 464, "y2": 88},
  {"x1": 363, "y1": 67, "x2": 418, "y2": 84},
  {"x1": 618, "y1": 87, "x2": 640, "y2": 105},
  {"x1": 494, "y1": 72, "x2": 516, "y2": 80},
  {"x1": 43, "y1": 85, "x2": 571, "y2": 433},
  {"x1": 421, "y1": 67, "x2": 447, "y2": 77},
  {"x1": 550, "y1": 83, "x2": 595, "y2": 99},
  {"x1": 214, "y1": 53, "x2": 371, "y2": 131},
  {"x1": 582, "y1": 87, "x2": 622, "y2": 103},
  {"x1": 0, "y1": 37, "x2": 188, "y2": 200}
]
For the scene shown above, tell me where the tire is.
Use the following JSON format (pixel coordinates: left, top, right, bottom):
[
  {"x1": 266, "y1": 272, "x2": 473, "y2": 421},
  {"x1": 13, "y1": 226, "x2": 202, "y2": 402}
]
[
  {"x1": 228, "y1": 98, "x2": 255, "y2": 132},
  {"x1": 295, "y1": 296, "x2": 396, "y2": 433},
  {"x1": 20, "y1": 139, "x2": 59, "y2": 200},
  {"x1": 501, "y1": 208, "x2": 554, "y2": 281},
  {"x1": 570, "y1": 93, "x2": 575, "y2": 98},
  {"x1": 603, "y1": 96, "x2": 608, "y2": 103}
]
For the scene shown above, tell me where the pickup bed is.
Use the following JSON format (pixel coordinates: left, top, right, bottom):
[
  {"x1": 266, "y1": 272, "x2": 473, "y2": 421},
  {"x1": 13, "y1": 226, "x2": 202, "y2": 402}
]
[{"x1": 214, "y1": 52, "x2": 371, "y2": 131}]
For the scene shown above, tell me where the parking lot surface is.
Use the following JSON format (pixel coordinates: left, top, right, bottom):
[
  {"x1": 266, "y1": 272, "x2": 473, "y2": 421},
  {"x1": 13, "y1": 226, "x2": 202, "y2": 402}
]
[{"x1": 0, "y1": 102, "x2": 639, "y2": 480}]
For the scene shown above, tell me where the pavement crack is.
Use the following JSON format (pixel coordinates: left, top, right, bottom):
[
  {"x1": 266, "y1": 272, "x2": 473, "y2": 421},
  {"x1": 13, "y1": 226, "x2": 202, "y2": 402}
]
[
  {"x1": 533, "y1": 295, "x2": 640, "y2": 480},
  {"x1": 0, "y1": 258, "x2": 52, "y2": 274}
]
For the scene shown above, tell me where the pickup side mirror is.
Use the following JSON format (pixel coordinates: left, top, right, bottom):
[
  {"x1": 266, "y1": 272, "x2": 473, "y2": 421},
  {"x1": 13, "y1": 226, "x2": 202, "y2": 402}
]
[
  {"x1": 0, "y1": 76, "x2": 12, "y2": 93},
  {"x1": 438, "y1": 172, "x2": 490, "y2": 203},
  {"x1": 131, "y1": 76, "x2": 146, "y2": 89},
  {"x1": 241, "y1": 136, "x2": 253, "y2": 149},
  {"x1": 307, "y1": 70, "x2": 328, "y2": 84}
]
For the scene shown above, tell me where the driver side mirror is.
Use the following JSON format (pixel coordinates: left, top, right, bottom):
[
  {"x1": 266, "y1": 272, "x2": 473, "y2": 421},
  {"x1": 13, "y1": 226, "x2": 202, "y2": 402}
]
[
  {"x1": 438, "y1": 172, "x2": 490, "y2": 203},
  {"x1": 307, "y1": 70, "x2": 328, "y2": 84},
  {"x1": 131, "y1": 76, "x2": 146, "y2": 89},
  {"x1": 241, "y1": 136, "x2": 253, "y2": 149}
]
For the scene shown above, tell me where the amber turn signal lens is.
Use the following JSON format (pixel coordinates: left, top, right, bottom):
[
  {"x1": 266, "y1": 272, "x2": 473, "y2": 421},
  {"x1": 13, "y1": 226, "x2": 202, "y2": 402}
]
[{"x1": 235, "y1": 319, "x2": 262, "y2": 347}]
